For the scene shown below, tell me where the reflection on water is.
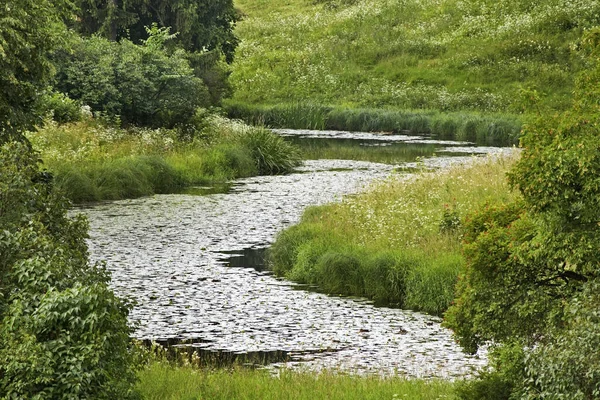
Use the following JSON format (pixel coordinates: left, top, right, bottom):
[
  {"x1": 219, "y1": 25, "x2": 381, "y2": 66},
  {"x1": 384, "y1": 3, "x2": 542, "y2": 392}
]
[{"x1": 80, "y1": 131, "x2": 508, "y2": 378}]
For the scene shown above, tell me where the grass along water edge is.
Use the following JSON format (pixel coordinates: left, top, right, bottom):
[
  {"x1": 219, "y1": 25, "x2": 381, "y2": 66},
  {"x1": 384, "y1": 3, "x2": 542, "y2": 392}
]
[
  {"x1": 137, "y1": 361, "x2": 457, "y2": 400},
  {"x1": 28, "y1": 116, "x2": 301, "y2": 203},
  {"x1": 268, "y1": 153, "x2": 520, "y2": 315},
  {"x1": 225, "y1": 102, "x2": 522, "y2": 146}
]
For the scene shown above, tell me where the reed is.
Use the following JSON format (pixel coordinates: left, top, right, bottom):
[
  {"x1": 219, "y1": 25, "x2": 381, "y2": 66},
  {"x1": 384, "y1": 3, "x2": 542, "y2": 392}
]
[{"x1": 226, "y1": 102, "x2": 521, "y2": 146}]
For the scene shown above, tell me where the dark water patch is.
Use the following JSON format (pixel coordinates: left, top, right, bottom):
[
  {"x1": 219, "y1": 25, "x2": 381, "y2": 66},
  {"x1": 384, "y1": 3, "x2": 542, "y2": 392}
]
[
  {"x1": 218, "y1": 247, "x2": 269, "y2": 272},
  {"x1": 289, "y1": 136, "x2": 440, "y2": 165},
  {"x1": 144, "y1": 338, "x2": 292, "y2": 367}
]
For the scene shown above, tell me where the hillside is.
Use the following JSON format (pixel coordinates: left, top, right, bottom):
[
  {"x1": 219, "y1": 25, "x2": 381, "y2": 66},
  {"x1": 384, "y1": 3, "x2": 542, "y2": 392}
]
[{"x1": 230, "y1": 0, "x2": 599, "y2": 113}]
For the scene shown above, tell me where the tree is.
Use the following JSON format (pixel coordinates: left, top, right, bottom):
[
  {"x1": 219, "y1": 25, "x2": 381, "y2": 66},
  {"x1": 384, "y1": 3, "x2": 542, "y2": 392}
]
[
  {"x1": 0, "y1": 143, "x2": 141, "y2": 399},
  {"x1": 445, "y1": 28, "x2": 600, "y2": 399},
  {"x1": 73, "y1": 0, "x2": 239, "y2": 62},
  {"x1": 0, "y1": 0, "x2": 71, "y2": 143},
  {"x1": 53, "y1": 26, "x2": 211, "y2": 127}
]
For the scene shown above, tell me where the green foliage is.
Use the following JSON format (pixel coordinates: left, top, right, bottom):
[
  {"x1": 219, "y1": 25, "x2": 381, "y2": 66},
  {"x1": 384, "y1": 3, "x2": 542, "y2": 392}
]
[
  {"x1": 520, "y1": 279, "x2": 600, "y2": 399},
  {"x1": 0, "y1": 142, "x2": 140, "y2": 398},
  {"x1": 455, "y1": 344, "x2": 525, "y2": 400},
  {"x1": 237, "y1": 127, "x2": 301, "y2": 174},
  {"x1": 137, "y1": 362, "x2": 456, "y2": 400},
  {"x1": 0, "y1": 0, "x2": 71, "y2": 142},
  {"x1": 73, "y1": 0, "x2": 239, "y2": 62},
  {"x1": 448, "y1": 28, "x2": 600, "y2": 399},
  {"x1": 29, "y1": 117, "x2": 300, "y2": 203},
  {"x1": 38, "y1": 90, "x2": 83, "y2": 123},
  {"x1": 268, "y1": 156, "x2": 518, "y2": 315},
  {"x1": 53, "y1": 32, "x2": 211, "y2": 127},
  {"x1": 404, "y1": 253, "x2": 462, "y2": 316}
]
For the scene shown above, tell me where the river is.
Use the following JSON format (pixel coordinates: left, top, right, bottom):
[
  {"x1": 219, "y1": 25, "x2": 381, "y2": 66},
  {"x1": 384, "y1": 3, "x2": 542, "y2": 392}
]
[{"x1": 79, "y1": 130, "x2": 507, "y2": 378}]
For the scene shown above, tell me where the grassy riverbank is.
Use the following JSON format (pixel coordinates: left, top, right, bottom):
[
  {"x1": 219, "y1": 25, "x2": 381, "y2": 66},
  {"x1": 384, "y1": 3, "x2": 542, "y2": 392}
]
[
  {"x1": 226, "y1": 102, "x2": 521, "y2": 146},
  {"x1": 137, "y1": 362, "x2": 456, "y2": 399},
  {"x1": 28, "y1": 116, "x2": 300, "y2": 203},
  {"x1": 269, "y1": 153, "x2": 520, "y2": 315}
]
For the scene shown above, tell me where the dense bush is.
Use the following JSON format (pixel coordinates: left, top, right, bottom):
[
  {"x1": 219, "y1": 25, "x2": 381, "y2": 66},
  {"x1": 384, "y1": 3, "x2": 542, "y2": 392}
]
[
  {"x1": 38, "y1": 90, "x2": 83, "y2": 123},
  {"x1": 446, "y1": 28, "x2": 600, "y2": 399},
  {"x1": 53, "y1": 27, "x2": 211, "y2": 128},
  {"x1": 0, "y1": 142, "x2": 140, "y2": 398},
  {"x1": 0, "y1": 0, "x2": 71, "y2": 142}
]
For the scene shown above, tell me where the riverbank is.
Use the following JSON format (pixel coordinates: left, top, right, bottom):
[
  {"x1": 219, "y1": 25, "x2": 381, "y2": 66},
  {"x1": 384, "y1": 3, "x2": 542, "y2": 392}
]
[
  {"x1": 269, "y1": 152, "x2": 520, "y2": 316},
  {"x1": 137, "y1": 362, "x2": 456, "y2": 399},
  {"x1": 27, "y1": 116, "x2": 300, "y2": 203},
  {"x1": 226, "y1": 102, "x2": 521, "y2": 146}
]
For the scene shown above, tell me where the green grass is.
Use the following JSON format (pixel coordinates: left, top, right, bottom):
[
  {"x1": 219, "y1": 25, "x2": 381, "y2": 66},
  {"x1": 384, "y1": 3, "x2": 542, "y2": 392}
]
[
  {"x1": 28, "y1": 116, "x2": 300, "y2": 203},
  {"x1": 268, "y1": 153, "x2": 520, "y2": 315},
  {"x1": 288, "y1": 137, "x2": 440, "y2": 164},
  {"x1": 231, "y1": 0, "x2": 595, "y2": 114},
  {"x1": 226, "y1": 102, "x2": 522, "y2": 145},
  {"x1": 137, "y1": 362, "x2": 457, "y2": 400}
]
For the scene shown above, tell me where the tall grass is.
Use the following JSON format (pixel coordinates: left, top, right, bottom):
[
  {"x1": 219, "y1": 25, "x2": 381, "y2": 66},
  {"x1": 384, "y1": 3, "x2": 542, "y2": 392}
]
[
  {"x1": 226, "y1": 102, "x2": 521, "y2": 145},
  {"x1": 268, "y1": 153, "x2": 520, "y2": 315},
  {"x1": 137, "y1": 362, "x2": 457, "y2": 400},
  {"x1": 28, "y1": 117, "x2": 300, "y2": 203}
]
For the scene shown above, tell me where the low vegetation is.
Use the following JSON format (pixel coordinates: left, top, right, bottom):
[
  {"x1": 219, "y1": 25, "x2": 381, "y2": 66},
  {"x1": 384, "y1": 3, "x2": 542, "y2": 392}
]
[
  {"x1": 269, "y1": 153, "x2": 519, "y2": 315},
  {"x1": 137, "y1": 361, "x2": 456, "y2": 400},
  {"x1": 226, "y1": 102, "x2": 522, "y2": 145},
  {"x1": 28, "y1": 116, "x2": 300, "y2": 203}
]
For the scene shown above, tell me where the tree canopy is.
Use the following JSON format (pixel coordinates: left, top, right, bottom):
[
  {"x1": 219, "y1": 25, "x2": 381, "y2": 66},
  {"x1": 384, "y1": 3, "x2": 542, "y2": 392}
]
[
  {"x1": 73, "y1": 0, "x2": 239, "y2": 62},
  {"x1": 0, "y1": 0, "x2": 71, "y2": 142},
  {"x1": 445, "y1": 27, "x2": 600, "y2": 399}
]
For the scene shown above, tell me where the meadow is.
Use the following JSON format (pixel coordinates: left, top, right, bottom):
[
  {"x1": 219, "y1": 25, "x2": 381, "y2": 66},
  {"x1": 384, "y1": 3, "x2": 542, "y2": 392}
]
[{"x1": 230, "y1": 0, "x2": 598, "y2": 113}]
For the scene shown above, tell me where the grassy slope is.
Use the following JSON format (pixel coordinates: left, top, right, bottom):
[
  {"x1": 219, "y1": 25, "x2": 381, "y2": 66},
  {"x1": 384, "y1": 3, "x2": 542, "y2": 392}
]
[{"x1": 231, "y1": 0, "x2": 599, "y2": 112}]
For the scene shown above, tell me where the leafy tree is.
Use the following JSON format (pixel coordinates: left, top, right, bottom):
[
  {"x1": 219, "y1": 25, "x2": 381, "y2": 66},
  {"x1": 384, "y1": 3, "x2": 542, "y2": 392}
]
[
  {"x1": 0, "y1": 142, "x2": 141, "y2": 398},
  {"x1": 73, "y1": 0, "x2": 239, "y2": 62},
  {"x1": 53, "y1": 26, "x2": 211, "y2": 127},
  {"x1": 0, "y1": 0, "x2": 71, "y2": 143},
  {"x1": 446, "y1": 28, "x2": 600, "y2": 399}
]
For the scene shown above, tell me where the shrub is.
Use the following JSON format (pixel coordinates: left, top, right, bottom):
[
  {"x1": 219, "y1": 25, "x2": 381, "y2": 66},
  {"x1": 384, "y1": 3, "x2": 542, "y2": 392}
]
[
  {"x1": 53, "y1": 29, "x2": 211, "y2": 127},
  {"x1": 0, "y1": 142, "x2": 140, "y2": 399},
  {"x1": 237, "y1": 127, "x2": 301, "y2": 174},
  {"x1": 520, "y1": 279, "x2": 600, "y2": 399},
  {"x1": 38, "y1": 90, "x2": 82, "y2": 123}
]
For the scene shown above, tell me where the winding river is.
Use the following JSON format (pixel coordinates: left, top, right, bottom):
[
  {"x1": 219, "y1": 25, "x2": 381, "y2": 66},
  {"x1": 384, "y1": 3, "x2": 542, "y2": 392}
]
[{"x1": 80, "y1": 130, "x2": 508, "y2": 378}]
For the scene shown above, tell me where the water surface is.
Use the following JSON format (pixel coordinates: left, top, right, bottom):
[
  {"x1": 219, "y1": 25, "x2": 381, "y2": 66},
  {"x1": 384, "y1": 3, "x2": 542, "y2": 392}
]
[{"x1": 81, "y1": 130, "x2": 505, "y2": 377}]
